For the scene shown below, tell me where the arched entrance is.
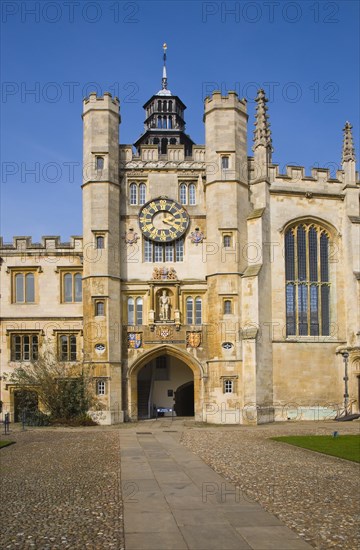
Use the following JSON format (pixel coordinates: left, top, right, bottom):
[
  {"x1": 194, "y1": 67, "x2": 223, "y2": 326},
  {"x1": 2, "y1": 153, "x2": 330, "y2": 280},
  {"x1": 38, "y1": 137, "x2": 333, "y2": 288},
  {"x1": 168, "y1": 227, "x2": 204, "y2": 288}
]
[
  {"x1": 127, "y1": 345, "x2": 203, "y2": 421},
  {"x1": 174, "y1": 381, "x2": 194, "y2": 416}
]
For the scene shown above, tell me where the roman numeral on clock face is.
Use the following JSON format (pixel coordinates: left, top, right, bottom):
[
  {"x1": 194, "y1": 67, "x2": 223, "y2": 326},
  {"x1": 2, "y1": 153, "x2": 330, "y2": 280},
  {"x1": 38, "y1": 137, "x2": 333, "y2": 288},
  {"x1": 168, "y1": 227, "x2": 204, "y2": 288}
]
[{"x1": 138, "y1": 198, "x2": 189, "y2": 242}]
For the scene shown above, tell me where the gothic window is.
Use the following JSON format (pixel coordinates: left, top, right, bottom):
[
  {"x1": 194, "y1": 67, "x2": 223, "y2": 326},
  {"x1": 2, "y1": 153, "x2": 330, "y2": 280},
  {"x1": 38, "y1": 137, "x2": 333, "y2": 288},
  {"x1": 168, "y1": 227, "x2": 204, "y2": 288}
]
[
  {"x1": 285, "y1": 223, "x2": 330, "y2": 336},
  {"x1": 63, "y1": 273, "x2": 82, "y2": 303},
  {"x1": 139, "y1": 183, "x2": 146, "y2": 205},
  {"x1": 186, "y1": 297, "x2": 193, "y2": 324},
  {"x1": 127, "y1": 297, "x2": 143, "y2": 325},
  {"x1": 154, "y1": 242, "x2": 163, "y2": 262},
  {"x1": 58, "y1": 334, "x2": 77, "y2": 362},
  {"x1": 224, "y1": 300, "x2": 232, "y2": 314},
  {"x1": 136, "y1": 297, "x2": 143, "y2": 325},
  {"x1": 179, "y1": 183, "x2": 187, "y2": 205},
  {"x1": 195, "y1": 297, "x2": 202, "y2": 325},
  {"x1": 179, "y1": 183, "x2": 196, "y2": 205},
  {"x1": 14, "y1": 272, "x2": 35, "y2": 303},
  {"x1": 127, "y1": 297, "x2": 135, "y2": 325},
  {"x1": 130, "y1": 183, "x2": 137, "y2": 205},
  {"x1": 189, "y1": 184, "x2": 196, "y2": 205},
  {"x1": 11, "y1": 334, "x2": 38, "y2": 362}
]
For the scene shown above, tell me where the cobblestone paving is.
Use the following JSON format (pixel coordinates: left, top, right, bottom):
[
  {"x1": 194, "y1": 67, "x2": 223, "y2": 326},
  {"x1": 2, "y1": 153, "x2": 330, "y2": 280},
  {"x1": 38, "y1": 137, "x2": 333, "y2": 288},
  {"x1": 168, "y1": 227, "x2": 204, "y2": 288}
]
[
  {"x1": 182, "y1": 421, "x2": 360, "y2": 550},
  {"x1": 0, "y1": 427, "x2": 124, "y2": 550}
]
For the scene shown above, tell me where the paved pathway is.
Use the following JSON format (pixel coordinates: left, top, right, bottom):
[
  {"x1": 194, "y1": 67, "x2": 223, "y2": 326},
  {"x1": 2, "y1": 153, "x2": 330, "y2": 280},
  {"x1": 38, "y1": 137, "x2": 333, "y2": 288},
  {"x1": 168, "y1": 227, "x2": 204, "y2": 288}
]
[{"x1": 120, "y1": 420, "x2": 312, "y2": 550}]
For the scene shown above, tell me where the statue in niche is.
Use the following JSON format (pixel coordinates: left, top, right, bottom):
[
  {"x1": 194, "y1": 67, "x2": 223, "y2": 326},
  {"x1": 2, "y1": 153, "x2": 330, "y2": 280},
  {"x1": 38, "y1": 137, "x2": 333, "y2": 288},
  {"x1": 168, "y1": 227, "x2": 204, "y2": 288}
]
[{"x1": 159, "y1": 290, "x2": 171, "y2": 321}]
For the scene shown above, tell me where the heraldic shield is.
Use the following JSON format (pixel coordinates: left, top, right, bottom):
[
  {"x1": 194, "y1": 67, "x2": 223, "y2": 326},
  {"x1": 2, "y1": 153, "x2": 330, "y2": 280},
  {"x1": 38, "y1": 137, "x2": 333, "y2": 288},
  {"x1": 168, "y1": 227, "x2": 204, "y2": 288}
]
[
  {"x1": 128, "y1": 333, "x2": 142, "y2": 349},
  {"x1": 186, "y1": 332, "x2": 201, "y2": 348}
]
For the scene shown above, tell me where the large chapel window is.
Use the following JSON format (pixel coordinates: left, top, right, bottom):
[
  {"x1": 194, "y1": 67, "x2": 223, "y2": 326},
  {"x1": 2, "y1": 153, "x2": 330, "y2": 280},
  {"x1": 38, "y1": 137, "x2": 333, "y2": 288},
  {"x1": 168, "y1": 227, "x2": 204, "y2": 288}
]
[{"x1": 285, "y1": 223, "x2": 330, "y2": 337}]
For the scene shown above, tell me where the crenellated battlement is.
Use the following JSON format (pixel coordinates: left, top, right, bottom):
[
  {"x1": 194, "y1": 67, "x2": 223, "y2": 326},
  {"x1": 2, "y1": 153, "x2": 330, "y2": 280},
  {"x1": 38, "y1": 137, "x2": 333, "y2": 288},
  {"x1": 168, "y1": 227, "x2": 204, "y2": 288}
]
[
  {"x1": 83, "y1": 92, "x2": 120, "y2": 117},
  {"x1": 248, "y1": 157, "x2": 359, "y2": 186},
  {"x1": 0, "y1": 235, "x2": 83, "y2": 251},
  {"x1": 204, "y1": 90, "x2": 247, "y2": 114}
]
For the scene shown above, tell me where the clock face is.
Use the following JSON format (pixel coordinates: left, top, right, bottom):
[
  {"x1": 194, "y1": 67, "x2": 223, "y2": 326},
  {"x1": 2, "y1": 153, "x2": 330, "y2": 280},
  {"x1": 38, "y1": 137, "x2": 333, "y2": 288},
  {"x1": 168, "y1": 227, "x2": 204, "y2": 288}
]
[{"x1": 139, "y1": 198, "x2": 189, "y2": 242}]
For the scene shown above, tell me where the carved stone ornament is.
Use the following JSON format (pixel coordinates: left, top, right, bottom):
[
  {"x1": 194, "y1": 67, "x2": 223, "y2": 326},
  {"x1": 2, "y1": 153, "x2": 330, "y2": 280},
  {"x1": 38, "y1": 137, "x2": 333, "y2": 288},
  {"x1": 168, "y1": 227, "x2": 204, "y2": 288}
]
[
  {"x1": 124, "y1": 228, "x2": 139, "y2": 245},
  {"x1": 186, "y1": 332, "x2": 202, "y2": 348},
  {"x1": 189, "y1": 228, "x2": 205, "y2": 245},
  {"x1": 156, "y1": 325, "x2": 174, "y2": 340},
  {"x1": 128, "y1": 333, "x2": 142, "y2": 349},
  {"x1": 152, "y1": 266, "x2": 177, "y2": 280}
]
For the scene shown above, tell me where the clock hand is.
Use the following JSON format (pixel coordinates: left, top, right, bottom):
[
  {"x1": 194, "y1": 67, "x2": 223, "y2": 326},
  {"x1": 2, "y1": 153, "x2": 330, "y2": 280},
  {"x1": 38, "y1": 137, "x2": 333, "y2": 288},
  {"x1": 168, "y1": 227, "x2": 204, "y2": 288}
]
[{"x1": 163, "y1": 216, "x2": 178, "y2": 228}]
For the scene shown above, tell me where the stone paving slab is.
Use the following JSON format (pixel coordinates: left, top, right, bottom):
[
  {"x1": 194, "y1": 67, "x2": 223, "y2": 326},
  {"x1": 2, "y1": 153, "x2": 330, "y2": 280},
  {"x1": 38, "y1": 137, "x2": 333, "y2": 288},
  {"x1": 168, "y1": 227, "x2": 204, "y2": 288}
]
[{"x1": 120, "y1": 426, "x2": 313, "y2": 550}]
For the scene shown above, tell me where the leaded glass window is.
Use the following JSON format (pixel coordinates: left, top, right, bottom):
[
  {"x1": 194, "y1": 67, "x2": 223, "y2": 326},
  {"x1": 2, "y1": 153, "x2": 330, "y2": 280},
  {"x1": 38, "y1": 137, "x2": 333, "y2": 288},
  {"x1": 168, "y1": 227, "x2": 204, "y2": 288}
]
[
  {"x1": 195, "y1": 297, "x2": 202, "y2": 325},
  {"x1": 130, "y1": 183, "x2": 137, "y2": 205},
  {"x1": 11, "y1": 334, "x2": 38, "y2": 362},
  {"x1": 285, "y1": 223, "x2": 330, "y2": 336},
  {"x1": 179, "y1": 183, "x2": 187, "y2": 205},
  {"x1": 186, "y1": 297, "x2": 193, "y2": 324},
  {"x1": 139, "y1": 183, "x2": 146, "y2": 205},
  {"x1": 189, "y1": 184, "x2": 196, "y2": 205}
]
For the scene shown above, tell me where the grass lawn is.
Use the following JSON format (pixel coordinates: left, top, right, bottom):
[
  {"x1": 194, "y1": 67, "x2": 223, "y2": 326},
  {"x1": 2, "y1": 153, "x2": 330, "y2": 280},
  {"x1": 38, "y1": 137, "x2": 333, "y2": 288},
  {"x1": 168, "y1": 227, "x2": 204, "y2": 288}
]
[
  {"x1": 0, "y1": 440, "x2": 15, "y2": 449},
  {"x1": 271, "y1": 434, "x2": 360, "y2": 463}
]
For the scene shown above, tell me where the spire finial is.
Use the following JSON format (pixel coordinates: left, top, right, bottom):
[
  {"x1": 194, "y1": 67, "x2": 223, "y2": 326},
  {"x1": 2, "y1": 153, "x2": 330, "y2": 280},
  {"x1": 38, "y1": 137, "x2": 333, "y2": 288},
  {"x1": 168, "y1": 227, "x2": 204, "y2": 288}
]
[
  {"x1": 342, "y1": 121, "x2": 356, "y2": 164},
  {"x1": 162, "y1": 42, "x2": 168, "y2": 90},
  {"x1": 253, "y1": 89, "x2": 272, "y2": 154}
]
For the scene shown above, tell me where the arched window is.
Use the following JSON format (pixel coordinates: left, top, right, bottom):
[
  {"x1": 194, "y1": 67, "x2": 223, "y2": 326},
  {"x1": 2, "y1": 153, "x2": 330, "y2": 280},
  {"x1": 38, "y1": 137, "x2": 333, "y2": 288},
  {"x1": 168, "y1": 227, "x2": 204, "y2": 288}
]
[
  {"x1": 170, "y1": 138, "x2": 176, "y2": 145},
  {"x1": 186, "y1": 297, "x2": 193, "y2": 324},
  {"x1": 163, "y1": 101, "x2": 167, "y2": 112},
  {"x1": 127, "y1": 297, "x2": 135, "y2": 325},
  {"x1": 179, "y1": 183, "x2": 187, "y2": 204},
  {"x1": 195, "y1": 297, "x2": 202, "y2": 325},
  {"x1": 168, "y1": 116, "x2": 172, "y2": 129},
  {"x1": 158, "y1": 117, "x2": 162, "y2": 128},
  {"x1": 189, "y1": 184, "x2": 196, "y2": 205},
  {"x1": 224, "y1": 300, "x2": 232, "y2": 314},
  {"x1": 63, "y1": 273, "x2": 82, "y2": 303},
  {"x1": 15, "y1": 273, "x2": 35, "y2": 303},
  {"x1": 64, "y1": 273, "x2": 73, "y2": 303},
  {"x1": 161, "y1": 138, "x2": 168, "y2": 154},
  {"x1": 136, "y1": 297, "x2": 143, "y2": 325},
  {"x1": 130, "y1": 183, "x2": 137, "y2": 205},
  {"x1": 285, "y1": 223, "x2": 330, "y2": 336},
  {"x1": 158, "y1": 100, "x2": 162, "y2": 111},
  {"x1": 139, "y1": 183, "x2": 146, "y2": 205},
  {"x1": 74, "y1": 273, "x2": 82, "y2": 302},
  {"x1": 168, "y1": 100, "x2": 172, "y2": 112},
  {"x1": 162, "y1": 116, "x2": 167, "y2": 129}
]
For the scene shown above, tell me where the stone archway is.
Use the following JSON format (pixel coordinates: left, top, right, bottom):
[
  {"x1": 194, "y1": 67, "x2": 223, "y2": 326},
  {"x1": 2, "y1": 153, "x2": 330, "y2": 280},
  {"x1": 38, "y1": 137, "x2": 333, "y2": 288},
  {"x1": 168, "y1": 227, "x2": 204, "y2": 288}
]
[{"x1": 127, "y1": 345, "x2": 204, "y2": 421}]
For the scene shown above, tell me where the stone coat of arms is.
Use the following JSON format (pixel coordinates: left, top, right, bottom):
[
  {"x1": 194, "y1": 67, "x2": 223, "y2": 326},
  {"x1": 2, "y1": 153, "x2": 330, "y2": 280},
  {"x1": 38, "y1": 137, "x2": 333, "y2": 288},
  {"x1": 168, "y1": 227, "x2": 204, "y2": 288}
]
[
  {"x1": 128, "y1": 333, "x2": 142, "y2": 349},
  {"x1": 189, "y1": 228, "x2": 205, "y2": 246},
  {"x1": 186, "y1": 332, "x2": 202, "y2": 348},
  {"x1": 156, "y1": 326, "x2": 174, "y2": 340}
]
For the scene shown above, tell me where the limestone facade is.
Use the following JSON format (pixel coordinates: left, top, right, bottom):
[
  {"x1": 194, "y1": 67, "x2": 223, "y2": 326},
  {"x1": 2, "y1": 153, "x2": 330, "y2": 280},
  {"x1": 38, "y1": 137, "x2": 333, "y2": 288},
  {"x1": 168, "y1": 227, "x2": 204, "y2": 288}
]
[{"x1": 1, "y1": 67, "x2": 359, "y2": 425}]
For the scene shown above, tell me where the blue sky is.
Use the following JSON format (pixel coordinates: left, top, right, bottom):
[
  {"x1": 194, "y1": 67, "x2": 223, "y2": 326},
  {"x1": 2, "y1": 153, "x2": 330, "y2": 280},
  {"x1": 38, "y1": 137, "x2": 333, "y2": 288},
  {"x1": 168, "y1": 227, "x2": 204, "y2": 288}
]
[{"x1": 1, "y1": 0, "x2": 359, "y2": 241}]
